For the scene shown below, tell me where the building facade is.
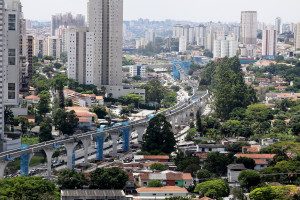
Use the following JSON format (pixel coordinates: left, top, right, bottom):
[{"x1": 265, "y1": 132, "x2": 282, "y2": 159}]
[
  {"x1": 241, "y1": 11, "x2": 257, "y2": 45},
  {"x1": 213, "y1": 37, "x2": 238, "y2": 59},
  {"x1": 296, "y1": 22, "x2": 300, "y2": 51},
  {"x1": 51, "y1": 13, "x2": 85, "y2": 36},
  {"x1": 87, "y1": 0, "x2": 123, "y2": 87},
  {"x1": 130, "y1": 65, "x2": 146, "y2": 78},
  {"x1": 262, "y1": 29, "x2": 277, "y2": 56},
  {"x1": 275, "y1": 17, "x2": 281, "y2": 34},
  {"x1": 67, "y1": 27, "x2": 94, "y2": 85}
]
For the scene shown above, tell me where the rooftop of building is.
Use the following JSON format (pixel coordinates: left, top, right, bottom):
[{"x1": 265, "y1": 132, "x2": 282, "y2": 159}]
[
  {"x1": 136, "y1": 186, "x2": 188, "y2": 193},
  {"x1": 61, "y1": 190, "x2": 125, "y2": 197}
]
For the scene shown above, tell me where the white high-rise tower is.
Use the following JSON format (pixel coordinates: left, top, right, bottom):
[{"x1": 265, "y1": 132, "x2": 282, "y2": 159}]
[
  {"x1": 87, "y1": 0, "x2": 123, "y2": 87},
  {"x1": 241, "y1": 11, "x2": 257, "y2": 45},
  {"x1": 275, "y1": 17, "x2": 281, "y2": 34},
  {"x1": 262, "y1": 29, "x2": 277, "y2": 56}
]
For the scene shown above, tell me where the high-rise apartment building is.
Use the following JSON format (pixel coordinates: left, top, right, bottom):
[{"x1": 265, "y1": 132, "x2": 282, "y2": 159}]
[
  {"x1": 194, "y1": 25, "x2": 206, "y2": 46},
  {"x1": 0, "y1": 0, "x2": 4, "y2": 149},
  {"x1": 51, "y1": 13, "x2": 86, "y2": 36},
  {"x1": 241, "y1": 11, "x2": 257, "y2": 45},
  {"x1": 87, "y1": 0, "x2": 123, "y2": 87},
  {"x1": 296, "y1": 22, "x2": 300, "y2": 51},
  {"x1": 145, "y1": 30, "x2": 155, "y2": 42},
  {"x1": 67, "y1": 27, "x2": 94, "y2": 85},
  {"x1": 179, "y1": 36, "x2": 187, "y2": 52},
  {"x1": 173, "y1": 24, "x2": 183, "y2": 38},
  {"x1": 262, "y1": 29, "x2": 277, "y2": 56},
  {"x1": 213, "y1": 37, "x2": 238, "y2": 59},
  {"x1": 47, "y1": 36, "x2": 62, "y2": 59},
  {"x1": 275, "y1": 17, "x2": 281, "y2": 34}
]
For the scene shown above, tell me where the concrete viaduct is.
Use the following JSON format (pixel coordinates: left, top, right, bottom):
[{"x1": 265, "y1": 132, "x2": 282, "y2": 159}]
[{"x1": 0, "y1": 91, "x2": 209, "y2": 179}]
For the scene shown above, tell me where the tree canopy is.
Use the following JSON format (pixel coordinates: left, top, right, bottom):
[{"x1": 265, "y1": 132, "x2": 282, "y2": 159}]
[
  {"x1": 142, "y1": 114, "x2": 176, "y2": 154},
  {"x1": 89, "y1": 167, "x2": 128, "y2": 189},
  {"x1": 194, "y1": 179, "x2": 230, "y2": 199},
  {"x1": 148, "y1": 180, "x2": 164, "y2": 187},
  {"x1": 57, "y1": 169, "x2": 88, "y2": 189},
  {"x1": 0, "y1": 176, "x2": 58, "y2": 200}
]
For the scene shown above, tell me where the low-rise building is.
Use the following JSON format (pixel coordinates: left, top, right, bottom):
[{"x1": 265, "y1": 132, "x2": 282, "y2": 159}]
[
  {"x1": 134, "y1": 155, "x2": 169, "y2": 163},
  {"x1": 25, "y1": 95, "x2": 40, "y2": 105},
  {"x1": 61, "y1": 190, "x2": 128, "y2": 200},
  {"x1": 227, "y1": 164, "x2": 247, "y2": 183},
  {"x1": 236, "y1": 154, "x2": 276, "y2": 171},
  {"x1": 136, "y1": 186, "x2": 188, "y2": 200}
]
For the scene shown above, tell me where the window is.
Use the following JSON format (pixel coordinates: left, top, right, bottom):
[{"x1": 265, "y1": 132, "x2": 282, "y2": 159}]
[
  {"x1": 8, "y1": 92, "x2": 15, "y2": 99},
  {"x1": 8, "y1": 49, "x2": 15, "y2": 65},
  {"x1": 8, "y1": 14, "x2": 16, "y2": 30},
  {"x1": 8, "y1": 83, "x2": 15, "y2": 90}
]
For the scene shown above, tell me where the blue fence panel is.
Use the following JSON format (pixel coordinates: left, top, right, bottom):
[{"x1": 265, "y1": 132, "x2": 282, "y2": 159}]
[{"x1": 121, "y1": 122, "x2": 130, "y2": 152}]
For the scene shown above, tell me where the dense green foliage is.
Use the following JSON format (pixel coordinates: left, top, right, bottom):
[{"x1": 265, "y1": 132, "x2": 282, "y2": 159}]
[
  {"x1": 89, "y1": 168, "x2": 129, "y2": 189},
  {"x1": 57, "y1": 169, "x2": 89, "y2": 189},
  {"x1": 142, "y1": 114, "x2": 176, "y2": 154},
  {"x1": 148, "y1": 180, "x2": 164, "y2": 187},
  {"x1": 0, "y1": 176, "x2": 58, "y2": 200},
  {"x1": 92, "y1": 106, "x2": 107, "y2": 119},
  {"x1": 249, "y1": 185, "x2": 299, "y2": 200},
  {"x1": 200, "y1": 57, "x2": 257, "y2": 121},
  {"x1": 174, "y1": 151, "x2": 200, "y2": 172},
  {"x1": 236, "y1": 157, "x2": 256, "y2": 169},
  {"x1": 53, "y1": 109, "x2": 79, "y2": 135},
  {"x1": 204, "y1": 151, "x2": 231, "y2": 176},
  {"x1": 150, "y1": 163, "x2": 166, "y2": 171},
  {"x1": 238, "y1": 170, "x2": 261, "y2": 191},
  {"x1": 194, "y1": 179, "x2": 230, "y2": 199},
  {"x1": 122, "y1": 57, "x2": 136, "y2": 66}
]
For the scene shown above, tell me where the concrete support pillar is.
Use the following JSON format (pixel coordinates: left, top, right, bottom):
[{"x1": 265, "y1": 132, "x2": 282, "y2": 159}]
[
  {"x1": 171, "y1": 116, "x2": 176, "y2": 134},
  {"x1": 111, "y1": 133, "x2": 120, "y2": 157},
  {"x1": 64, "y1": 142, "x2": 77, "y2": 169},
  {"x1": 81, "y1": 137, "x2": 92, "y2": 165},
  {"x1": 136, "y1": 126, "x2": 146, "y2": 143},
  {"x1": 44, "y1": 148, "x2": 55, "y2": 178},
  {"x1": 187, "y1": 109, "x2": 191, "y2": 123},
  {"x1": 0, "y1": 161, "x2": 9, "y2": 179}
]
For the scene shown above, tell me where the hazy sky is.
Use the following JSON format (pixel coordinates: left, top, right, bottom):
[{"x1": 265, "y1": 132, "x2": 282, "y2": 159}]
[{"x1": 22, "y1": 0, "x2": 300, "y2": 24}]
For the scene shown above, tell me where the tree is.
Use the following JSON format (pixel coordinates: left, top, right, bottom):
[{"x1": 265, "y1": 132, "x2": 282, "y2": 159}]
[
  {"x1": 0, "y1": 176, "x2": 58, "y2": 200},
  {"x1": 148, "y1": 180, "x2": 164, "y2": 187},
  {"x1": 171, "y1": 85, "x2": 180, "y2": 92},
  {"x1": 204, "y1": 151, "x2": 231, "y2": 176},
  {"x1": 203, "y1": 49, "x2": 213, "y2": 58},
  {"x1": 150, "y1": 163, "x2": 166, "y2": 171},
  {"x1": 133, "y1": 75, "x2": 142, "y2": 81},
  {"x1": 53, "y1": 109, "x2": 79, "y2": 136},
  {"x1": 57, "y1": 169, "x2": 89, "y2": 189},
  {"x1": 165, "y1": 197, "x2": 190, "y2": 200},
  {"x1": 142, "y1": 114, "x2": 176, "y2": 154},
  {"x1": 194, "y1": 179, "x2": 230, "y2": 199},
  {"x1": 39, "y1": 119, "x2": 53, "y2": 142},
  {"x1": 141, "y1": 79, "x2": 166, "y2": 104},
  {"x1": 4, "y1": 107, "x2": 14, "y2": 125},
  {"x1": 185, "y1": 128, "x2": 197, "y2": 141},
  {"x1": 245, "y1": 104, "x2": 273, "y2": 123},
  {"x1": 238, "y1": 170, "x2": 261, "y2": 192},
  {"x1": 196, "y1": 109, "x2": 202, "y2": 133},
  {"x1": 225, "y1": 142, "x2": 249, "y2": 154},
  {"x1": 42, "y1": 55, "x2": 55, "y2": 62},
  {"x1": 65, "y1": 98, "x2": 73, "y2": 107},
  {"x1": 120, "y1": 108, "x2": 130, "y2": 119},
  {"x1": 52, "y1": 74, "x2": 68, "y2": 91},
  {"x1": 53, "y1": 62, "x2": 62, "y2": 69},
  {"x1": 120, "y1": 94, "x2": 143, "y2": 106},
  {"x1": 275, "y1": 55, "x2": 285, "y2": 63},
  {"x1": 184, "y1": 164, "x2": 201, "y2": 177},
  {"x1": 174, "y1": 151, "x2": 200, "y2": 172},
  {"x1": 197, "y1": 169, "x2": 213, "y2": 183},
  {"x1": 19, "y1": 116, "x2": 29, "y2": 134},
  {"x1": 37, "y1": 91, "x2": 51, "y2": 117},
  {"x1": 236, "y1": 157, "x2": 256, "y2": 169},
  {"x1": 89, "y1": 167, "x2": 128, "y2": 189},
  {"x1": 220, "y1": 120, "x2": 243, "y2": 137},
  {"x1": 92, "y1": 106, "x2": 107, "y2": 119},
  {"x1": 249, "y1": 185, "x2": 299, "y2": 200}
]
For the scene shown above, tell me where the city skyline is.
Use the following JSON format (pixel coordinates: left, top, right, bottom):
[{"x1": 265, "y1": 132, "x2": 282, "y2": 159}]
[{"x1": 22, "y1": 0, "x2": 300, "y2": 23}]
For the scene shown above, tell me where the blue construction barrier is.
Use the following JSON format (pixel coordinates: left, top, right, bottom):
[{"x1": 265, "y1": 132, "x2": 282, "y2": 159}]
[
  {"x1": 72, "y1": 150, "x2": 75, "y2": 168},
  {"x1": 96, "y1": 134, "x2": 104, "y2": 160},
  {"x1": 20, "y1": 144, "x2": 29, "y2": 176},
  {"x1": 148, "y1": 114, "x2": 155, "y2": 120},
  {"x1": 121, "y1": 122, "x2": 130, "y2": 152}
]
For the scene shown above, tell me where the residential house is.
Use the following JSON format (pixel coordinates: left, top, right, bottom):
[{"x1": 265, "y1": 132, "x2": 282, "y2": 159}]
[
  {"x1": 236, "y1": 154, "x2": 276, "y2": 171},
  {"x1": 134, "y1": 155, "x2": 169, "y2": 163},
  {"x1": 25, "y1": 95, "x2": 40, "y2": 106}
]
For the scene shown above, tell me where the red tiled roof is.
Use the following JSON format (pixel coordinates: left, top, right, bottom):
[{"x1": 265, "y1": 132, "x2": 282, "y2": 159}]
[
  {"x1": 144, "y1": 155, "x2": 169, "y2": 160},
  {"x1": 25, "y1": 95, "x2": 40, "y2": 100},
  {"x1": 236, "y1": 154, "x2": 276, "y2": 159},
  {"x1": 254, "y1": 159, "x2": 268, "y2": 164}
]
